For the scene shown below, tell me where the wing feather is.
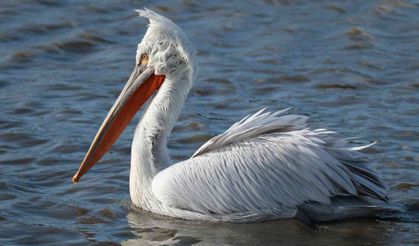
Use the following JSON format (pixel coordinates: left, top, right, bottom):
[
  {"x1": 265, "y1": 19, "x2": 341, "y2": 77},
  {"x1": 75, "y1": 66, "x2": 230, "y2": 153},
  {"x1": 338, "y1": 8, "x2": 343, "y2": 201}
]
[
  {"x1": 191, "y1": 108, "x2": 308, "y2": 157},
  {"x1": 152, "y1": 109, "x2": 388, "y2": 218}
]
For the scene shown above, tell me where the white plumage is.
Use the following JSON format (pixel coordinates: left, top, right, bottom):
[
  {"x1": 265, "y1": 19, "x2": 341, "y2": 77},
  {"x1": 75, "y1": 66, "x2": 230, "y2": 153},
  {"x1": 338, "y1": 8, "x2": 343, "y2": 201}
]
[
  {"x1": 151, "y1": 109, "x2": 389, "y2": 222},
  {"x1": 75, "y1": 9, "x2": 396, "y2": 223}
]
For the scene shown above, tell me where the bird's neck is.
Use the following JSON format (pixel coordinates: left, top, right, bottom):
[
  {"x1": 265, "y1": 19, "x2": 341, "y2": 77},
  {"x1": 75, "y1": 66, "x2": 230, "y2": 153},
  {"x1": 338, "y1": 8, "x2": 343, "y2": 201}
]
[{"x1": 129, "y1": 74, "x2": 191, "y2": 210}]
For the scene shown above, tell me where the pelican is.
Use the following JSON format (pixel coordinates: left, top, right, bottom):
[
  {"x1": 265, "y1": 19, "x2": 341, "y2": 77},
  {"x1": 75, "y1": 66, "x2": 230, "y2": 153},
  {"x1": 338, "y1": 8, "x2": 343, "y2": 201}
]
[{"x1": 72, "y1": 9, "x2": 395, "y2": 223}]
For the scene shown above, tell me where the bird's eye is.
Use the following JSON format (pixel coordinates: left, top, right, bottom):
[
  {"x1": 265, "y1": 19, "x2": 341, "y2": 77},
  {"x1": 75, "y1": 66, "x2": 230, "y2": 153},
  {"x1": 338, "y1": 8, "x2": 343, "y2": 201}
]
[{"x1": 139, "y1": 53, "x2": 149, "y2": 65}]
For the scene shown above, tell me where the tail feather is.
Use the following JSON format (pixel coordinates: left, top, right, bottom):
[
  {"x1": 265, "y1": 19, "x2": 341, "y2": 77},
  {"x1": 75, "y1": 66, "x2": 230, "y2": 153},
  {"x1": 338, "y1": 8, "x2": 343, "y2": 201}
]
[
  {"x1": 298, "y1": 196, "x2": 403, "y2": 222},
  {"x1": 341, "y1": 161, "x2": 389, "y2": 201}
]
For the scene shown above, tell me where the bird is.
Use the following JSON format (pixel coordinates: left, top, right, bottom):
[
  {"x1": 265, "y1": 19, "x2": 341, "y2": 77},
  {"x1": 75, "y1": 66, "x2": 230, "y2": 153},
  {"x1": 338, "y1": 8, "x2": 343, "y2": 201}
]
[{"x1": 72, "y1": 9, "x2": 397, "y2": 223}]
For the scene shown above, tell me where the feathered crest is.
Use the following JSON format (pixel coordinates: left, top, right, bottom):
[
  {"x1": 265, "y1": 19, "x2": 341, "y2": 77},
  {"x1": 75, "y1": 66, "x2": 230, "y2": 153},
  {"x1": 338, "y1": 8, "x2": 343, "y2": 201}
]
[{"x1": 135, "y1": 8, "x2": 176, "y2": 29}]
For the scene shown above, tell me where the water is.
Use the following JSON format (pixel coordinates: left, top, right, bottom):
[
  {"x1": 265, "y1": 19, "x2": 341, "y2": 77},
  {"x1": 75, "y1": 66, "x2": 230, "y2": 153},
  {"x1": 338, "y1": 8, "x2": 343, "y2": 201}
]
[{"x1": 1, "y1": 0, "x2": 418, "y2": 245}]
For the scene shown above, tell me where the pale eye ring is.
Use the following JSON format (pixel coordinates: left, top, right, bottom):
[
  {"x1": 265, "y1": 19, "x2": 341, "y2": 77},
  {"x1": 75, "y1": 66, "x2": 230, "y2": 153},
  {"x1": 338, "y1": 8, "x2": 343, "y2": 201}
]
[{"x1": 139, "y1": 53, "x2": 149, "y2": 65}]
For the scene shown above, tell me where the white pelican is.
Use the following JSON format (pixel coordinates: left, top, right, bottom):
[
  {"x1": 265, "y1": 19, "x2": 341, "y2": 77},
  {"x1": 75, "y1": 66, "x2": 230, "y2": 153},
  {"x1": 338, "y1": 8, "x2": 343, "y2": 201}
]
[{"x1": 73, "y1": 9, "x2": 395, "y2": 223}]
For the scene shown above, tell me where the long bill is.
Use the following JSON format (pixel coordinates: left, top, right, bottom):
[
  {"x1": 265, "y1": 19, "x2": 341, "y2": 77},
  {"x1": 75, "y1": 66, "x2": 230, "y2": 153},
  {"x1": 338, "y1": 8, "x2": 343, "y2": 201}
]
[{"x1": 72, "y1": 66, "x2": 165, "y2": 183}]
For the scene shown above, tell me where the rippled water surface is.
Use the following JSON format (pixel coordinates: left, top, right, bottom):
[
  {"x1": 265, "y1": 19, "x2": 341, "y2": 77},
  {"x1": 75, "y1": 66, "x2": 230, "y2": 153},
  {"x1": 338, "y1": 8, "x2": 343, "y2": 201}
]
[{"x1": 1, "y1": 0, "x2": 419, "y2": 245}]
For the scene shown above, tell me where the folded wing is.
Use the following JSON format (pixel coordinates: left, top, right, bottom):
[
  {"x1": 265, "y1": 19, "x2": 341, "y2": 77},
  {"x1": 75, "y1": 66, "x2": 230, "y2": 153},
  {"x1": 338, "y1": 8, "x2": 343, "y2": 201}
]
[{"x1": 152, "y1": 109, "x2": 388, "y2": 217}]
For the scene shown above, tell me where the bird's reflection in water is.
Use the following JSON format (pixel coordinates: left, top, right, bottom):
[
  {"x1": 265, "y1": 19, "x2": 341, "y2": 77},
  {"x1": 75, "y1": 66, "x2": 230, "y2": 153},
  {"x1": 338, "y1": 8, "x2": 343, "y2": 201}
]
[{"x1": 122, "y1": 205, "x2": 393, "y2": 246}]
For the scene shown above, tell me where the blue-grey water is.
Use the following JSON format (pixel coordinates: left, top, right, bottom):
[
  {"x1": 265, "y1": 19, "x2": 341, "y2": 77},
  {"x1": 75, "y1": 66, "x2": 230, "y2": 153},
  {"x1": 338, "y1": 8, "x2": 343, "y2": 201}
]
[{"x1": 1, "y1": 0, "x2": 419, "y2": 245}]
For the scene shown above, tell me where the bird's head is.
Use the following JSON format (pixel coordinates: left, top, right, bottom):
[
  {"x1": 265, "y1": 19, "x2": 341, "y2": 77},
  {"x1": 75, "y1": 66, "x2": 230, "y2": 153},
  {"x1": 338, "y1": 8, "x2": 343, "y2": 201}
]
[
  {"x1": 72, "y1": 9, "x2": 195, "y2": 183},
  {"x1": 135, "y1": 9, "x2": 195, "y2": 82}
]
